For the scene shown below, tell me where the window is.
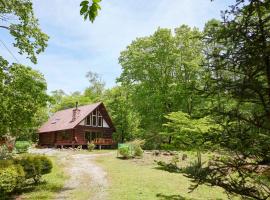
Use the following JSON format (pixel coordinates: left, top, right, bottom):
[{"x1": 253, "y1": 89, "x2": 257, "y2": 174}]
[
  {"x1": 85, "y1": 108, "x2": 104, "y2": 127},
  {"x1": 85, "y1": 131, "x2": 103, "y2": 141},
  {"x1": 60, "y1": 131, "x2": 71, "y2": 140},
  {"x1": 92, "y1": 109, "x2": 97, "y2": 126},
  {"x1": 98, "y1": 111, "x2": 103, "y2": 127},
  {"x1": 86, "y1": 115, "x2": 91, "y2": 125}
]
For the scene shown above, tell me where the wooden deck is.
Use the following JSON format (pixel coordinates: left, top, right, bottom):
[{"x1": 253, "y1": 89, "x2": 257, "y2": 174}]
[{"x1": 54, "y1": 138, "x2": 115, "y2": 148}]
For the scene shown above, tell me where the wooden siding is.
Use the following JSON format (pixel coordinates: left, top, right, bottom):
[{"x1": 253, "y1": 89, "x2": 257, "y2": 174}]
[
  {"x1": 39, "y1": 132, "x2": 55, "y2": 145},
  {"x1": 39, "y1": 125, "x2": 115, "y2": 147}
]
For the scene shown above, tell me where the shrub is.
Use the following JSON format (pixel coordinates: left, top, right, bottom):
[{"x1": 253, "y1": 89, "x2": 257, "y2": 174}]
[
  {"x1": 0, "y1": 164, "x2": 25, "y2": 194},
  {"x1": 133, "y1": 145, "x2": 143, "y2": 157},
  {"x1": 87, "y1": 142, "x2": 95, "y2": 151},
  {"x1": 0, "y1": 145, "x2": 13, "y2": 159},
  {"x1": 15, "y1": 141, "x2": 31, "y2": 153},
  {"x1": 118, "y1": 140, "x2": 145, "y2": 159},
  {"x1": 129, "y1": 139, "x2": 145, "y2": 157},
  {"x1": 38, "y1": 155, "x2": 53, "y2": 175},
  {"x1": 15, "y1": 155, "x2": 52, "y2": 183},
  {"x1": 118, "y1": 146, "x2": 132, "y2": 159}
]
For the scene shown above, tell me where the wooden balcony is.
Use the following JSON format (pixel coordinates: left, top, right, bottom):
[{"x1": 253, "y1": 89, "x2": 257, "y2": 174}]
[
  {"x1": 54, "y1": 138, "x2": 114, "y2": 147},
  {"x1": 93, "y1": 138, "x2": 114, "y2": 145}
]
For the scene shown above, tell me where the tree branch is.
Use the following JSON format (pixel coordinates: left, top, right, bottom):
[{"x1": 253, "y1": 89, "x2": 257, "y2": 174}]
[{"x1": 0, "y1": 25, "x2": 9, "y2": 30}]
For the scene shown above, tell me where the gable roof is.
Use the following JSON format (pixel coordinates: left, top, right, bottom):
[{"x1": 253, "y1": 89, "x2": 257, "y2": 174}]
[{"x1": 38, "y1": 102, "x2": 113, "y2": 133}]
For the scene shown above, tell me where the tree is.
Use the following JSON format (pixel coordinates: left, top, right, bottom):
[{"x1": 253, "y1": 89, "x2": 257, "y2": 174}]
[
  {"x1": 0, "y1": 0, "x2": 49, "y2": 64},
  {"x1": 0, "y1": 61, "x2": 50, "y2": 138},
  {"x1": 84, "y1": 71, "x2": 105, "y2": 101},
  {"x1": 177, "y1": 1, "x2": 270, "y2": 199},
  {"x1": 0, "y1": 0, "x2": 49, "y2": 139},
  {"x1": 118, "y1": 25, "x2": 204, "y2": 148},
  {"x1": 103, "y1": 86, "x2": 141, "y2": 143}
]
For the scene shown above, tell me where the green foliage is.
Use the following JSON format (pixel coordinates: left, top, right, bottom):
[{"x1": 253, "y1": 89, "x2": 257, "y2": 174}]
[
  {"x1": 15, "y1": 141, "x2": 31, "y2": 153},
  {"x1": 128, "y1": 139, "x2": 144, "y2": 157},
  {"x1": 0, "y1": 0, "x2": 49, "y2": 140},
  {"x1": 118, "y1": 140, "x2": 144, "y2": 159},
  {"x1": 0, "y1": 63, "x2": 50, "y2": 138},
  {"x1": 87, "y1": 141, "x2": 95, "y2": 151},
  {"x1": 80, "y1": 0, "x2": 101, "y2": 22},
  {"x1": 0, "y1": 163, "x2": 25, "y2": 194},
  {"x1": 163, "y1": 111, "x2": 219, "y2": 150},
  {"x1": 0, "y1": 0, "x2": 49, "y2": 64},
  {"x1": 118, "y1": 145, "x2": 132, "y2": 159},
  {"x1": 15, "y1": 155, "x2": 52, "y2": 183},
  {"x1": 118, "y1": 25, "x2": 204, "y2": 147},
  {"x1": 0, "y1": 145, "x2": 13, "y2": 160},
  {"x1": 103, "y1": 86, "x2": 141, "y2": 143}
]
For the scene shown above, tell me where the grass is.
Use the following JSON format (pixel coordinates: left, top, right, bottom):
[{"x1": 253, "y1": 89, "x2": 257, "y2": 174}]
[
  {"x1": 96, "y1": 151, "x2": 236, "y2": 200},
  {"x1": 20, "y1": 156, "x2": 67, "y2": 200}
]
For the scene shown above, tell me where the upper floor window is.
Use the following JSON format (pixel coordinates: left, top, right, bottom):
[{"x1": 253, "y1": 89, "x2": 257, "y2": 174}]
[{"x1": 85, "y1": 108, "x2": 104, "y2": 127}]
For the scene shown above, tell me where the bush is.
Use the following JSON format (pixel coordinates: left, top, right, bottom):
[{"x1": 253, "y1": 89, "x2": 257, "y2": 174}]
[
  {"x1": 87, "y1": 142, "x2": 95, "y2": 151},
  {"x1": 0, "y1": 145, "x2": 13, "y2": 160},
  {"x1": 118, "y1": 146, "x2": 132, "y2": 159},
  {"x1": 15, "y1": 155, "x2": 52, "y2": 183},
  {"x1": 118, "y1": 140, "x2": 145, "y2": 159},
  {"x1": 0, "y1": 163, "x2": 25, "y2": 194},
  {"x1": 15, "y1": 141, "x2": 31, "y2": 153},
  {"x1": 129, "y1": 139, "x2": 144, "y2": 157}
]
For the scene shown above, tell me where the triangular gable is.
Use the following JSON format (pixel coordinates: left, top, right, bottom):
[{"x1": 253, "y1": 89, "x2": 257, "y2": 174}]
[{"x1": 78, "y1": 103, "x2": 115, "y2": 129}]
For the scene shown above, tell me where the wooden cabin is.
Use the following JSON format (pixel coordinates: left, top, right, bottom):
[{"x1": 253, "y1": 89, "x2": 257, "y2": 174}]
[{"x1": 38, "y1": 102, "x2": 115, "y2": 148}]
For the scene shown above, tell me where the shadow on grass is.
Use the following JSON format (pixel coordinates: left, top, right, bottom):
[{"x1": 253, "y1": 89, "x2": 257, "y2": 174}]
[
  {"x1": 154, "y1": 166, "x2": 181, "y2": 173},
  {"x1": 156, "y1": 193, "x2": 197, "y2": 200}
]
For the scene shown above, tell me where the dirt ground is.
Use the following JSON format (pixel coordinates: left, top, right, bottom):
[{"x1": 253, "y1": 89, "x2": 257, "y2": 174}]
[{"x1": 30, "y1": 148, "x2": 112, "y2": 200}]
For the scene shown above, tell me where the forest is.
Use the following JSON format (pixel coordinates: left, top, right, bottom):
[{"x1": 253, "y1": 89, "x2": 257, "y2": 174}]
[{"x1": 1, "y1": 0, "x2": 270, "y2": 199}]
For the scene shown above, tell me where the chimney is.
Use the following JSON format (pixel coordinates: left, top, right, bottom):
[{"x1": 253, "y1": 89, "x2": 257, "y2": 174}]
[{"x1": 71, "y1": 102, "x2": 80, "y2": 122}]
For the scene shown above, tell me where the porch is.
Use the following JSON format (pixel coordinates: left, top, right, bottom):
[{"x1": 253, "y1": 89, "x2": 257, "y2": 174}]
[{"x1": 54, "y1": 138, "x2": 115, "y2": 148}]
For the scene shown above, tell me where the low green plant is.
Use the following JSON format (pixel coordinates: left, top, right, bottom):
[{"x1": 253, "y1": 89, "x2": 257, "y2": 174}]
[
  {"x1": 15, "y1": 155, "x2": 52, "y2": 183},
  {"x1": 87, "y1": 142, "x2": 95, "y2": 151},
  {"x1": 0, "y1": 145, "x2": 14, "y2": 159},
  {"x1": 118, "y1": 140, "x2": 145, "y2": 159},
  {"x1": 0, "y1": 163, "x2": 25, "y2": 194},
  {"x1": 15, "y1": 141, "x2": 31, "y2": 153},
  {"x1": 129, "y1": 140, "x2": 144, "y2": 157},
  {"x1": 118, "y1": 146, "x2": 132, "y2": 159}
]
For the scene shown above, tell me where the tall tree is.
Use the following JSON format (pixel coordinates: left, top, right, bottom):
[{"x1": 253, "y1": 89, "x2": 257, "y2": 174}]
[
  {"x1": 0, "y1": 62, "x2": 49, "y2": 137},
  {"x1": 84, "y1": 71, "x2": 105, "y2": 101},
  {"x1": 103, "y1": 86, "x2": 141, "y2": 143},
  {"x1": 177, "y1": 1, "x2": 270, "y2": 199},
  {"x1": 0, "y1": 0, "x2": 50, "y2": 138},
  {"x1": 118, "y1": 26, "x2": 204, "y2": 148},
  {"x1": 0, "y1": 0, "x2": 49, "y2": 64}
]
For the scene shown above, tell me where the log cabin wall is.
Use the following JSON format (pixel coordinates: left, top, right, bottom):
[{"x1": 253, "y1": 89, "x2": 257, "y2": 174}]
[
  {"x1": 55, "y1": 130, "x2": 73, "y2": 144},
  {"x1": 75, "y1": 125, "x2": 114, "y2": 141},
  {"x1": 39, "y1": 132, "x2": 55, "y2": 145}
]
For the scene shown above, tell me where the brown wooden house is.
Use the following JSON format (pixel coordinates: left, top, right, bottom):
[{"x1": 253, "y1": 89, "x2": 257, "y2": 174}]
[{"x1": 38, "y1": 102, "x2": 115, "y2": 148}]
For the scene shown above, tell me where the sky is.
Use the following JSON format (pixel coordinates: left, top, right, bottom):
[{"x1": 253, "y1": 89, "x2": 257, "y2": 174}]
[{"x1": 0, "y1": 0, "x2": 233, "y2": 94}]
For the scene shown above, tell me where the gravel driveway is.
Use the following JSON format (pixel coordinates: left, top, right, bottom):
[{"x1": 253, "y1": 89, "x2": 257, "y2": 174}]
[{"x1": 30, "y1": 148, "x2": 111, "y2": 200}]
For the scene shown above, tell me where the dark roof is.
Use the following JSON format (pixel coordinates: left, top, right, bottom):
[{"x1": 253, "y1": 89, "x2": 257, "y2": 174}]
[{"x1": 38, "y1": 102, "x2": 104, "y2": 133}]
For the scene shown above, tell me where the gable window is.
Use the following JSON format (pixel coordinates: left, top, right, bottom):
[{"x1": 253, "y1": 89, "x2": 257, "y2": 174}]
[
  {"x1": 85, "y1": 108, "x2": 105, "y2": 127},
  {"x1": 92, "y1": 110, "x2": 97, "y2": 126},
  {"x1": 98, "y1": 111, "x2": 103, "y2": 127},
  {"x1": 86, "y1": 115, "x2": 91, "y2": 125}
]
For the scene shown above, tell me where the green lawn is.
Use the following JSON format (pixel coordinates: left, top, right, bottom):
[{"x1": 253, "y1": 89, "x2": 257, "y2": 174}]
[
  {"x1": 20, "y1": 156, "x2": 67, "y2": 200},
  {"x1": 96, "y1": 151, "x2": 235, "y2": 200}
]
